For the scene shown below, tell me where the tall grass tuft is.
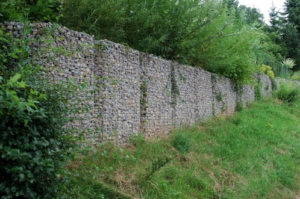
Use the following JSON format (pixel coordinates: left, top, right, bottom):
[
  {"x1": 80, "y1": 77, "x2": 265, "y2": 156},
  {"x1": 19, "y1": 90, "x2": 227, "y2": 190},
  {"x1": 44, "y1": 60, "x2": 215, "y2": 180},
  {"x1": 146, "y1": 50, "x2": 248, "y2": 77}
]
[
  {"x1": 276, "y1": 82, "x2": 300, "y2": 103},
  {"x1": 172, "y1": 132, "x2": 192, "y2": 153}
]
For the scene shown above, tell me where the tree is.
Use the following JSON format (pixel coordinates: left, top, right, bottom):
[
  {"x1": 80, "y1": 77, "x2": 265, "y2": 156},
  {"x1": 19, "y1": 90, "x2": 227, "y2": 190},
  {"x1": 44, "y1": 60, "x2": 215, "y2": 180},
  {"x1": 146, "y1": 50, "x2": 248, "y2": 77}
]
[
  {"x1": 262, "y1": 4, "x2": 287, "y2": 76},
  {"x1": 223, "y1": 0, "x2": 239, "y2": 9},
  {"x1": 283, "y1": 23, "x2": 300, "y2": 70},
  {"x1": 283, "y1": 0, "x2": 300, "y2": 70},
  {"x1": 285, "y1": 0, "x2": 300, "y2": 33},
  {"x1": 238, "y1": 5, "x2": 264, "y2": 27},
  {"x1": 0, "y1": 0, "x2": 62, "y2": 22}
]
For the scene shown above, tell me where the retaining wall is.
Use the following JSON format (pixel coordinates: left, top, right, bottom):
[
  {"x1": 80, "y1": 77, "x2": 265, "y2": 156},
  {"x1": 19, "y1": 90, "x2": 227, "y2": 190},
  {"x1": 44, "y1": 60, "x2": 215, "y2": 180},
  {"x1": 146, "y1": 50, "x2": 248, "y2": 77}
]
[
  {"x1": 140, "y1": 54, "x2": 173, "y2": 138},
  {"x1": 257, "y1": 73, "x2": 273, "y2": 97},
  {"x1": 2, "y1": 22, "x2": 274, "y2": 145},
  {"x1": 212, "y1": 75, "x2": 237, "y2": 116}
]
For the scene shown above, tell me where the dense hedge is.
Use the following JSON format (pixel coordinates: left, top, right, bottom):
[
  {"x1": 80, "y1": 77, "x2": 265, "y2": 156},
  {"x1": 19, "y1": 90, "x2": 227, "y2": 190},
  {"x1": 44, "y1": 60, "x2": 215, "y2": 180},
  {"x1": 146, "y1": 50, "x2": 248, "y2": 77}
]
[
  {"x1": 0, "y1": 74, "x2": 74, "y2": 198},
  {"x1": 0, "y1": 22, "x2": 84, "y2": 198},
  {"x1": 0, "y1": 0, "x2": 291, "y2": 82}
]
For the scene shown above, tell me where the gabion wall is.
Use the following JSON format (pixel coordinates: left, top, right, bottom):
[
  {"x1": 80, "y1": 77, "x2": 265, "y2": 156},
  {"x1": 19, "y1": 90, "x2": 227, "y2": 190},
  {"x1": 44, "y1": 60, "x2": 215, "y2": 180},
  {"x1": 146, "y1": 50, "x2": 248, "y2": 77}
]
[
  {"x1": 2, "y1": 22, "x2": 274, "y2": 145},
  {"x1": 242, "y1": 85, "x2": 255, "y2": 107},
  {"x1": 194, "y1": 69, "x2": 214, "y2": 120},
  {"x1": 2, "y1": 22, "x2": 96, "y2": 143},
  {"x1": 95, "y1": 40, "x2": 141, "y2": 145},
  {"x1": 256, "y1": 73, "x2": 273, "y2": 97},
  {"x1": 140, "y1": 54, "x2": 173, "y2": 138},
  {"x1": 173, "y1": 64, "x2": 197, "y2": 125},
  {"x1": 212, "y1": 75, "x2": 237, "y2": 116},
  {"x1": 274, "y1": 78, "x2": 300, "y2": 88}
]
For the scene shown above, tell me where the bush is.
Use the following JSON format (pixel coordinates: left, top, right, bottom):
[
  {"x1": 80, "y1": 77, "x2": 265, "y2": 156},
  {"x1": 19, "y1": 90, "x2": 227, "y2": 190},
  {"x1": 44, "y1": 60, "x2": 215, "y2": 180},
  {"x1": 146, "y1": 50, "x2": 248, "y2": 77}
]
[
  {"x1": 172, "y1": 133, "x2": 192, "y2": 153},
  {"x1": 61, "y1": 0, "x2": 267, "y2": 82},
  {"x1": 276, "y1": 83, "x2": 300, "y2": 103},
  {"x1": 2, "y1": 0, "x2": 280, "y2": 82},
  {"x1": 291, "y1": 71, "x2": 300, "y2": 81},
  {"x1": 0, "y1": 0, "x2": 62, "y2": 22},
  {"x1": 0, "y1": 22, "x2": 87, "y2": 198},
  {"x1": 260, "y1": 64, "x2": 275, "y2": 79},
  {"x1": 0, "y1": 73, "x2": 76, "y2": 199}
]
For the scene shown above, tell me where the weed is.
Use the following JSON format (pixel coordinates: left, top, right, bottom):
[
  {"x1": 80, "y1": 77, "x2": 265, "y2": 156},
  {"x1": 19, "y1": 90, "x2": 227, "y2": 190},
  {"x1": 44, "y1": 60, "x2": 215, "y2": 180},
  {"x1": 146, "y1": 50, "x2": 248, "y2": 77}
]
[
  {"x1": 172, "y1": 133, "x2": 192, "y2": 153},
  {"x1": 276, "y1": 82, "x2": 300, "y2": 103},
  {"x1": 271, "y1": 78, "x2": 278, "y2": 90},
  {"x1": 216, "y1": 91, "x2": 223, "y2": 102},
  {"x1": 255, "y1": 81, "x2": 262, "y2": 101},
  {"x1": 64, "y1": 100, "x2": 300, "y2": 199},
  {"x1": 236, "y1": 101, "x2": 244, "y2": 112},
  {"x1": 144, "y1": 157, "x2": 172, "y2": 181}
]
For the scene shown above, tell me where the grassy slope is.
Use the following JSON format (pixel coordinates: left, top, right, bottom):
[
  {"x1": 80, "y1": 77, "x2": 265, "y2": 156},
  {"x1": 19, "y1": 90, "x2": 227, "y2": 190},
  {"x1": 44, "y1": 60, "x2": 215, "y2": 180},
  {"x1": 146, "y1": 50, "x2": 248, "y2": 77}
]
[{"x1": 64, "y1": 99, "x2": 300, "y2": 199}]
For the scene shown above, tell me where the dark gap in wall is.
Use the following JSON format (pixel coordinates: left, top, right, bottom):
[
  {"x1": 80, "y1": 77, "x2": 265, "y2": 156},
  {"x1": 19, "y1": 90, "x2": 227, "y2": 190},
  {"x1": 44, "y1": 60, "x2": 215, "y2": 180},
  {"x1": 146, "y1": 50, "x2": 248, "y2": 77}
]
[
  {"x1": 170, "y1": 63, "x2": 179, "y2": 122},
  {"x1": 235, "y1": 82, "x2": 244, "y2": 111},
  {"x1": 211, "y1": 74, "x2": 217, "y2": 117},
  {"x1": 140, "y1": 54, "x2": 147, "y2": 134},
  {"x1": 93, "y1": 40, "x2": 107, "y2": 143},
  {"x1": 171, "y1": 63, "x2": 179, "y2": 105}
]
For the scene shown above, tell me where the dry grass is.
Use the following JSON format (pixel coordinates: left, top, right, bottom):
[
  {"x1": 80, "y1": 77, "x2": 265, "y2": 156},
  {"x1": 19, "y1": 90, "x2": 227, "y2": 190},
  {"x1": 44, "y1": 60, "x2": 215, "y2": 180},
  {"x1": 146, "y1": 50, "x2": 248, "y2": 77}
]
[{"x1": 64, "y1": 100, "x2": 300, "y2": 199}]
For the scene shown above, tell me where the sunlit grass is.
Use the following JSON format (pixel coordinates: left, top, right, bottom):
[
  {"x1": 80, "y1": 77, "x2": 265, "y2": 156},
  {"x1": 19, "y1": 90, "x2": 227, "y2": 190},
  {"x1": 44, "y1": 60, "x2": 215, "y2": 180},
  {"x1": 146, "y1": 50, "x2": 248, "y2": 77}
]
[{"x1": 64, "y1": 99, "x2": 300, "y2": 199}]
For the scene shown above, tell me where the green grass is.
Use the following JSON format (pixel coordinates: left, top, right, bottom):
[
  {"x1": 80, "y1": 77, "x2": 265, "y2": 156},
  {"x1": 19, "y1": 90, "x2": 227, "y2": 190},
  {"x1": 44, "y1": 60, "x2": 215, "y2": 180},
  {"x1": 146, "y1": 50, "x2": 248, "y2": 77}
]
[{"x1": 64, "y1": 99, "x2": 300, "y2": 199}]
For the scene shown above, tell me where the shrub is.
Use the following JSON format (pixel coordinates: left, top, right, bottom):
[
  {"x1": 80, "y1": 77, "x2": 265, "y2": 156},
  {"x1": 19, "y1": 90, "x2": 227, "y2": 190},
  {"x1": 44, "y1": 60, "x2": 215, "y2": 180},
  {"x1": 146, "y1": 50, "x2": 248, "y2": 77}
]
[
  {"x1": 0, "y1": 22, "x2": 87, "y2": 198},
  {"x1": 0, "y1": 73, "x2": 76, "y2": 199},
  {"x1": 61, "y1": 0, "x2": 267, "y2": 82},
  {"x1": 172, "y1": 133, "x2": 192, "y2": 153},
  {"x1": 291, "y1": 71, "x2": 300, "y2": 81},
  {"x1": 236, "y1": 101, "x2": 244, "y2": 112},
  {"x1": 0, "y1": 0, "x2": 62, "y2": 22},
  {"x1": 276, "y1": 82, "x2": 300, "y2": 103},
  {"x1": 260, "y1": 64, "x2": 275, "y2": 79},
  {"x1": 282, "y1": 58, "x2": 296, "y2": 69},
  {"x1": 274, "y1": 58, "x2": 296, "y2": 79}
]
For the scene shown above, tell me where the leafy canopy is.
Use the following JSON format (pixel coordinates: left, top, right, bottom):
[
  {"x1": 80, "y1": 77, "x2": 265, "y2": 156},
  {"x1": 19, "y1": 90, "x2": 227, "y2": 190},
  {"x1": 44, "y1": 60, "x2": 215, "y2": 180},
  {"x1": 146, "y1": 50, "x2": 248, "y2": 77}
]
[{"x1": 61, "y1": 0, "x2": 276, "y2": 82}]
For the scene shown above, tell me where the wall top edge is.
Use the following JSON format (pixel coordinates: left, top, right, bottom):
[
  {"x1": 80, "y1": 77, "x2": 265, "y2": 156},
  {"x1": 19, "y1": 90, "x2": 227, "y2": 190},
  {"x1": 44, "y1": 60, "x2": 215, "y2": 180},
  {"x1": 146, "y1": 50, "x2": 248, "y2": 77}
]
[{"x1": 1, "y1": 21, "x2": 271, "y2": 85}]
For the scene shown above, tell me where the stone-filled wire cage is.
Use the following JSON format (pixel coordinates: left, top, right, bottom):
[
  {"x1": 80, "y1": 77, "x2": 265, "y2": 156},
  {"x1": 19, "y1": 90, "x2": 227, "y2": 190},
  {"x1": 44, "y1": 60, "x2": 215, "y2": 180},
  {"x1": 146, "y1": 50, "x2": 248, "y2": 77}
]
[{"x1": 1, "y1": 22, "x2": 274, "y2": 146}]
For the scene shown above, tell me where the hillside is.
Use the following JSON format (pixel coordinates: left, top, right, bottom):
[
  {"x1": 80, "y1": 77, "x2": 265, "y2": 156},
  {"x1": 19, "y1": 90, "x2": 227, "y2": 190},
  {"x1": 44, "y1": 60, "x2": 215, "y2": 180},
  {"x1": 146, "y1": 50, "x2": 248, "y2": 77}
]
[{"x1": 65, "y1": 99, "x2": 300, "y2": 199}]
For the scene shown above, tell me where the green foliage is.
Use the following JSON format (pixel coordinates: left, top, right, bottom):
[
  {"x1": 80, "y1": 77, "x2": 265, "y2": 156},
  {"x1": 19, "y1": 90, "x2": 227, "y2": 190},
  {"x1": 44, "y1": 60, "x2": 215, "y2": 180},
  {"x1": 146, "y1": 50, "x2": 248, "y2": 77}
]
[
  {"x1": 64, "y1": 100, "x2": 300, "y2": 198},
  {"x1": 236, "y1": 83, "x2": 244, "y2": 111},
  {"x1": 282, "y1": 23, "x2": 300, "y2": 71},
  {"x1": 144, "y1": 157, "x2": 172, "y2": 181},
  {"x1": 236, "y1": 101, "x2": 244, "y2": 112},
  {"x1": 0, "y1": 0, "x2": 23, "y2": 21},
  {"x1": 63, "y1": 176, "x2": 131, "y2": 199},
  {"x1": 170, "y1": 64, "x2": 180, "y2": 104},
  {"x1": 172, "y1": 133, "x2": 192, "y2": 153},
  {"x1": 273, "y1": 58, "x2": 296, "y2": 78},
  {"x1": 0, "y1": 0, "x2": 62, "y2": 22},
  {"x1": 216, "y1": 92, "x2": 223, "y2": 102},
  {"x1": 223, "y1": 0, "x2": 239, "y2": 9},
  {"x1": 1, "y1": 0, "x2": 292, "y2": 81},
  {"x1": 264, "y1": 5, "x2": 289, "y2": 77},
  {"x1": 0, "y1": 20, "x2": 88, "y2": 199},
  {"x1": 275, "y1": 63, "x2": 293, "y2": 78},
  {"x1": 260, "y1": 64, "x2": 275, "y2": 79},
  {"x1": 271, "y1": 78, "x2": 278, "y2": 91},
  {"x1": 1, "y1": 0, "x2": 284, "y2": 82},
  {"x1": 238, "y1": 5, "x2": 265, "y2": 27},
  {"x1": 255, "y1": 81, "x2": 263, "y2": 101},
  {"x1": 276, "y1": 82, "x2": 300, "y2": 103},
  {"x1": 282, "y1": 58, "x2": 296, "y2": 69},
  {"x1": 0, "y1": 73, "x2": 74, "y2": 199},
  {"x1": 60, "y1": 0, "x2": 274, "y2": 82},
  {"x1": 285, "y1": 0, "x2": 300, "y2": 34},
  {"x1": 291, "y1": 71, "x2": 300, "y2": 80},
  {"x1": 272, "y1": 0, "x2": 300, "y2": 71}
]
